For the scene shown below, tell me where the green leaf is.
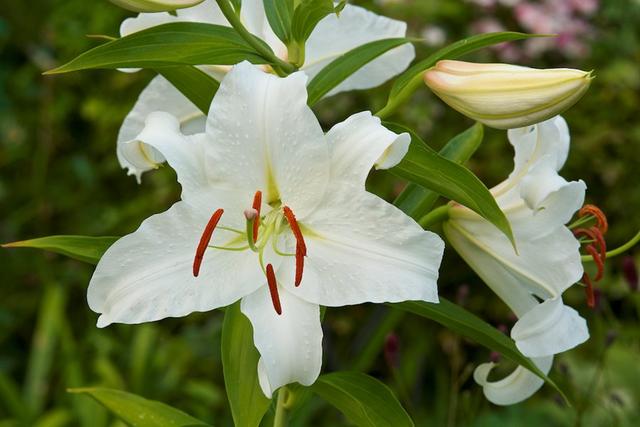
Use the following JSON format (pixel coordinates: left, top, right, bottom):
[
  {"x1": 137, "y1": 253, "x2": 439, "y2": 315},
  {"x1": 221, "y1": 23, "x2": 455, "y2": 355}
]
[
  {"x1": 109, "y1": 0, "x2": 205, "y2": 13},
  {"x1": 389, "y1": 300, "x2": 568, "y2": 401},
  {"x1": 377, "y1": 32, "x2": 551, "y2": 118},
  {"x1": 311, "y1": 372, "x2": 414, "y2": 427},
  {"x1": 264, "y1": 0, "x2": 294, "y2": 44},
  {"x1": 221, "y1": 302, "x2": 270, "y2": 427},
  {"x1": 45, "y1": 23, "x2": 269, "y2": 74},
  {"x1": 68, "y1": 388, "x2": 210, "y2": 427},
  {"x1": 387, "y1": 123, "x2": 513, "y2": 244},
  {"x1": 291, "y1": 0, "x2": 338, "y2": 43},
  {"x1": 157, "y1": 66, "x2": 219, "y2": 114},
  {"x1": 307, "y1": 38, "x2": 410, "y2": 105},
  {"x1": 394, "y1": 123, "x2": 483, "y2": 220},
  {"x1": 3, "y1": 235, "x2": 118, "y2": 264}
]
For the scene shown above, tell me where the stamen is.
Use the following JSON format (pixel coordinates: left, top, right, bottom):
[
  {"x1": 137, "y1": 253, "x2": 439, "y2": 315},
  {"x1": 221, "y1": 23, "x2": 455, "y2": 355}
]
[
  {"x1": 585, "y1": 244, "x2": 604, "y2": 281},
  {"x1": 581, "y1": 273, "x2": 596, "y2": 308},
  {"x1": 283, "y1": 206, "x2": 306, "y2": 255},
  {"x1": 252, "y1": 191, "x2": 262, "y2": 243},
  {"x1": 574, "y1": 227, "x2": 607, "y2": 261},
  {"x1": 193, "y1": 209, "x2": 224, "y2": 277},
  {"x1": 579, "y1": 205, "x2": 608, "y2": 234},
  {"x1": 266, "y1": 263, "x2": 282, "y2": 315},
  {"x1": 295, "y1": 245, "x2": 304, "y2": 287}
]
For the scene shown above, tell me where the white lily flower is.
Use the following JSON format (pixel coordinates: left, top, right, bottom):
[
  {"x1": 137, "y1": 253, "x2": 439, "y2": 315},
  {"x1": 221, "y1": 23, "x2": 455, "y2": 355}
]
[
  {"x1": 442, "y1": 116, "x2": 589, "y2": 405},
  {"x1": 89, "y1": 62, "x2": 444, "y2": 397},
  {"x1": 116, "y1": 0, "x2": 415, "y2": 179}
]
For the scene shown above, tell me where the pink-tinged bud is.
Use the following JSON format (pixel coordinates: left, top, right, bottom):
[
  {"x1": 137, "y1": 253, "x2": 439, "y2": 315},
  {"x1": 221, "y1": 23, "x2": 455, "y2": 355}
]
[
  {"x1": 109, "y1": 0, "x2": 204, "y2": 12},
  {"x1": 384, "y1": 333, "x2": 400, "y2": 369},
  {"x1": 622, "y1": 256, "x2": 638, "y2": 291},
  {"x1": 423, "y1": 60, "x2": 593, "y2": 129}
]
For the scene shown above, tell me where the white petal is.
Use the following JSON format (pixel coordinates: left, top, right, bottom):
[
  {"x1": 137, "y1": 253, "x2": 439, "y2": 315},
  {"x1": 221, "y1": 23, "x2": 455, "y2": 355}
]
[
  {"x1": 325, "y1": 111, "x2": 410, "y2": 188},
  {"x1": 238, "y1": 0, "x2": 287, "y2": 59},
  {"x1": 512, "y1": 297, "x2": 589, "y2": 358},
  {"x1": 288, "y1": 181, "x2": 443, "y2": 306},
  {"x1": 88, "y1": 200, "x2": 265, "y2": 327},
  {"x1": 303, "y1": 4, "x2": 415, "y2": 96},
  {"x1": 241, "y1": 287, "x2": 323, "y2": 398},
  {"x1": 117, "y1": 75, "x2": 205, "y2": 182},
  {"x1": 473, "y1": 356, "x2": 553, "y2": 406},
  {"x1": 120, "y1": 11, "x2": 177, "y2": 37},
  {"x1": 175, "y1": 0, "x2": 227, "y2": 25},
  {"x1": 205, "y1": 62, "x2": 330, "y2": 216}
]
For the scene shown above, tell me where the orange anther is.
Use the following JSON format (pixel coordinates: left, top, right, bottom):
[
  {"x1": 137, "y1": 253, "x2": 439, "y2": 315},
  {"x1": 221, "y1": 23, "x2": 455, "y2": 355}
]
[
  {"x1": 252, "y1": 191, "x2": 262, "y2": 242},
  {"x1": 266, "y1": 264, "x2": 282, "y2": 315},
  {"x1": 193, "y1": 209, "x2": 224, "y2": 277}
]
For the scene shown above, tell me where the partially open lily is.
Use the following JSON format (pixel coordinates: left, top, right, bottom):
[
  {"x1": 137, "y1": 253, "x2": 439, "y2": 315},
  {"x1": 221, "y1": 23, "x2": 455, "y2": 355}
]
[
  {"x1": 442, "y1": 116, "x2": 589, "y2": 405},
  {"x1": 89, "y1": 62, "x2": 444, "y2": 397},
  {"x1": 116, "y1": 0, "x2": 415, "y2": 180}
]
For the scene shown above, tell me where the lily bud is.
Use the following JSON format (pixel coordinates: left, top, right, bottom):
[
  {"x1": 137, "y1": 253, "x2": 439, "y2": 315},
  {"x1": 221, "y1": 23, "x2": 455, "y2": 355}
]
[
  {"x1": 109, "y1": 0, "x2": 204, "y2": 12},
  {"x1": 423, "y1": 60, "x2": 593, "y2": 129}
]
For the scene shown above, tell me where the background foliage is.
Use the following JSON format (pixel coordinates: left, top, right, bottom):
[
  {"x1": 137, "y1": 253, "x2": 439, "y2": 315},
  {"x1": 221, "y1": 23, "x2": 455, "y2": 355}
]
[{"x1": 1, "y1": 0, "x2": 639, "y2": 426}]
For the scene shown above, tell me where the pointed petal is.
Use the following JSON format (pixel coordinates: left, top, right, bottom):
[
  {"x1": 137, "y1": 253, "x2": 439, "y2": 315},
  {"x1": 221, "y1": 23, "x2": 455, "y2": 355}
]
[
  {"x1": 240, "y1": 287, "x2": 323, "y2": 398},
  {"x1": 303, "y1": 4, "x2": 415, "y2": 96},
  {"x1": 289, "y1": 182, "x2": 443, "y2": 306},
  {"x1": 88, "y1": 200, "x2": 265, "y2": 327},
  {"x1": 325, "y1": 111, "x2": 410, "y2": 188},
  {"x1": 117, "y1": 75, "x2": 205, "y2": 182},
  {"x1": 205, "y1": 62, "x2": 330, "y2": 216},
  {"x1": 512, "y1": 297, "x2": 589, "y2": 358},
  {"x1": 473, "y1": 356, "x2": 553, "y2": 406}
]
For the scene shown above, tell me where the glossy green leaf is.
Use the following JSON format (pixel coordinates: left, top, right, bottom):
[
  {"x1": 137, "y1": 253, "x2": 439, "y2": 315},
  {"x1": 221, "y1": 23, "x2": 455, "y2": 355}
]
[
  {"x1": 109, "y1": 0, "x2": 205, "y2": 12},
  {"x1": 3, "y1": 235, "x2": 118, "y2": 264},
  {"x1": 389, "y1": 300, "x2": 567, "y2": 401},
  {"x1": 387, "y1": 123, "x2": 513, "y2": 243},
  {"x1": 157, "y1": 66, "x2": 219, "y2": 114},
  {"x1": 221, "y1": 302, "x2": 270, "y2": 427},
  {"x1": 307, "y1": 38, "x2": 410, "y2": 105},
  {"x1": 264, "y1": 0, "x2": 294, "y2": 44},
  {"x1": 291, "y1": 0, "x2": 337, "y2": 43},
  {"x1": 311, "y1": 372, "x2": 414, "y2": 427},
  {"x1": 377, "y1": 32, "x2": 551, "y2": 118},
  {"x1": 394, "y1": 123, "x2": 483, "y2": 220},
  {"x1": 45, "y1": 23, "x2": 268, "y2": 74},
  {"x1": 68, "y1": 388, "x2": 210, "y2": 427}
]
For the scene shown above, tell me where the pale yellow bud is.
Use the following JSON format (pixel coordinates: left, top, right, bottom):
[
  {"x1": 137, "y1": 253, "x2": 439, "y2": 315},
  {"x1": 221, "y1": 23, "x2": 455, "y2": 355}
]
[
  {"x1": 423, "y1": 60, "x2": 593, "y2": 129},
  {"x1": 109, "y1": 0, "x2": 204, "y2": 12}
]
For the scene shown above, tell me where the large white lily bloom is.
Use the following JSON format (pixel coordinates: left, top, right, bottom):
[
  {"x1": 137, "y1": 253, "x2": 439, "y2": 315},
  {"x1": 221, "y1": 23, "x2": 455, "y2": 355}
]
[
  {"x1": 117, "y1": 0, "x2": 415, "y2": 180},
  {"x1": 442, "y1": 116, "x2": 589, "y2": 405},
  {"x1": 89, "y1": 62, "x2": 444, "y2": 397}
]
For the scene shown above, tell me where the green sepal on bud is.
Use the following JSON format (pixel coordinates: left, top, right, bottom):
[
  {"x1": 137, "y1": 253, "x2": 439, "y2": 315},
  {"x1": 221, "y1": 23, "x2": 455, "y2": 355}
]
[
  {"x1": 109, "y1": 0, "x2": 205, "y2": 12},
  {"x1": 424, "y1": 60, "x2": 593, "y2": 129}
]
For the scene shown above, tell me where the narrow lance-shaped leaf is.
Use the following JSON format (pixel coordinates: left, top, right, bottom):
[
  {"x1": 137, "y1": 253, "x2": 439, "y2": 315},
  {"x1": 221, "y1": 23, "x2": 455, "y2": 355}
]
[
  {"x1": 68, "y1": 388, "x2": 211, "y2": 427},
  {"x1": 221, "y1": 302, "x2": 271, "y2": 427},
  {"x1": 45, "y1": 23, "x2": 270, "y2": 74},
  {"x1": 386, "y1": 123, "x2": 514, "y2": 244},
  {"x1": 394, "y1": 122, "x2": 483, "y2": 220},
  {"x1": 311, "y1": 372, "x2": 414, "y2": 427},
  {"x1": 377, "y1": 32, "x2": 551, "y2": 118},
  {"x1": 291, "y1": 0, "x2": 340, "y2": 44},
  {"x1": 388, "y1": 300, "x2": 568, "y2": 402},
  {"x1": 307, "y1": 38, "x2": 411, "y2": 105},
  {"x1": 157, "y1": 66, "x2": 220, "y2": 114},
  {"x1": 264, "y1": 0, "x2": 294, "y2": 44},
  {"x1": 3, "y1": 235, "x2": 118, "y2": 264}
]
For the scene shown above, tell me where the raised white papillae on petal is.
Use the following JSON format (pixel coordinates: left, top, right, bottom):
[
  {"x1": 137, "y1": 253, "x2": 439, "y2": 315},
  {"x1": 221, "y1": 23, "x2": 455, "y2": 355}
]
[
  {"x1": 241, "y1": 287, "x2": 323, "y2": 398},
  {"x1": 511, "y1": 297, "x2": 589, "y2": 358},
  {"x1": 289, "y1": 181, "x2": 443, "y2": 306},
  {"x1": 205, "y1": 62, "x2": 330, "y2": 216},
  {"x1": 88, "y1": 200, "x2": 266, "y2": 327},
  {"x1": 473, "y1": 356, "x2": 553, "y2": 406},
  {"x1": 325, "y1": 111, "x2": 410, "y2": 188},
  {"x1": 303, "y1": 4, "x2": 415, "y2": 96},
  {"x1": 117, "y1": 75, "x2": 205, "y2": 182}
]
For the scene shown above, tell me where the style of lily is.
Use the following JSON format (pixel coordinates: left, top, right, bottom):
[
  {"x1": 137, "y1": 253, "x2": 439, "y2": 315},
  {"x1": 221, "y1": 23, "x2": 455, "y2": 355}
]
[
  {"x1": 116, "y1": 0, "x2": 415, "y2": 180},
  {"x1": 89, "y1": 62, "x2": 444, "y2": 397},
  {"x1": 442, "y1": 116, "x2": 589, "y2": 405}
]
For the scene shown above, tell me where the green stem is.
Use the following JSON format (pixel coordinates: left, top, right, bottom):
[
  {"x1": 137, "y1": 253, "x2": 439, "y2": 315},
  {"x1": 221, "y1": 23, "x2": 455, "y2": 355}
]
[
  {"x1": 581, "y1": 230, "x2": 640, "y2": 262},
  {"x1": 273, "y1": 387, "x2": 289, "y2": 427},
  {"x1": 418, "y1": 205, "x2": 450, "y2": 229},
  {"x1": 214, "y1": 0, "x2": 296, "y2": 74}
]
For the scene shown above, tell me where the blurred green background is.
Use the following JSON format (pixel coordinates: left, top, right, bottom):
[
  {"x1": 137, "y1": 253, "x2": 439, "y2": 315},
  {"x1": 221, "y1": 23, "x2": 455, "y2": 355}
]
[{"x1": 1, "y1": 0, "x2": 639, "y2": 426}]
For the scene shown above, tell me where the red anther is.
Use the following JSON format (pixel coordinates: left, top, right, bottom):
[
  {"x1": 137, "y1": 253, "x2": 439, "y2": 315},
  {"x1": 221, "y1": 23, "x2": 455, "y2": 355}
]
[
  {"x1": 252, "y1": 191, "x2": 262, "y2": 242},
  {"x1": 266, "y1": 264, "x2": 282, "y2": 315},
  {"x1": 579, "y1": 205, "x2": 608, "y2": 235},
  {"x1": 574, "y1": 227, "x2": 607, "y2": 261},
  {"x1": 585, "y1": 244, "x2": 604, "y2": 281},
  {"x1": 283, "y1": 206, "x2": 306, "y2": 256},
  {"x1": 295, "y1": 244, "x2": 304, "y2": 287},
  {"x1": 582, "y1": 273, "x2": 596, "y2": 308},
  {"x1": 193, "y1": 209, "x2": 224, "y2": 277}
]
